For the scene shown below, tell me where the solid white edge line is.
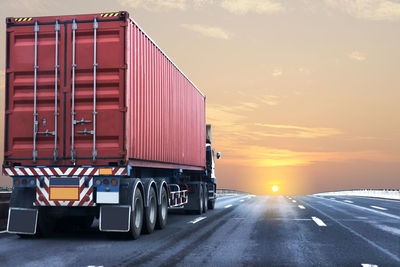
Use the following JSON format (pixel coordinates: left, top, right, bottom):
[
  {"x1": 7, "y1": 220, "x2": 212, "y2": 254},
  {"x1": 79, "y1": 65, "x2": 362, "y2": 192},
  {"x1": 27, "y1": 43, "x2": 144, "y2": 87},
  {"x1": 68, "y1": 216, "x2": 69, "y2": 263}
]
[
  {"x1": 224, "y1": 204, "x2": 233, "y2": 208},
  {"x1": 370, "y1": 205, "x2": 387, "y2": 211},
  {"x1": 311, "y1": 216, "x2": 327, "y2": 227},
  {"x1": 188, "y1": 216, "x2": 207, "y2": 224},
  {"x1": 0, "y1": 230, "x2": 7, "y2": 234},
  {"x1": 298, "y1": 205, "x2": 305, "y2": 209}
]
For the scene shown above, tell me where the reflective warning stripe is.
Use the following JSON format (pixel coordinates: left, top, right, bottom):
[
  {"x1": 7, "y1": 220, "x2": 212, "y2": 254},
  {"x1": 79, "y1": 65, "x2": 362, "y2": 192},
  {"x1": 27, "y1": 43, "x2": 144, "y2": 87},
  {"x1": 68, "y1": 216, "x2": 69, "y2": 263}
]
[
  {"x1": 100, "y1": 12, "x2": 119, "y2": 18},
  {"x1": 3, "y1": 167, "x2": 127, "y2": 176},
  {"x1": 34, "y1": 176, "x2": 95, "y2": 207},
  {"x1": 15, "y1": 17, "x2": 33, "y2": 22}
]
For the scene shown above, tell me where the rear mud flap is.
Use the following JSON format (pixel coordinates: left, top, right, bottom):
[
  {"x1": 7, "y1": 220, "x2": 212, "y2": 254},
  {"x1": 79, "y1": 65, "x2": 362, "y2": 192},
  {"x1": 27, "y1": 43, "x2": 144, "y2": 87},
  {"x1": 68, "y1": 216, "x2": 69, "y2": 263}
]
[
  {"x1": 99, "y1": 205, "x2": 130, "y2": 232},
  {"x1": 7, "y1": 208, "x2": 38, "y2": 235}
]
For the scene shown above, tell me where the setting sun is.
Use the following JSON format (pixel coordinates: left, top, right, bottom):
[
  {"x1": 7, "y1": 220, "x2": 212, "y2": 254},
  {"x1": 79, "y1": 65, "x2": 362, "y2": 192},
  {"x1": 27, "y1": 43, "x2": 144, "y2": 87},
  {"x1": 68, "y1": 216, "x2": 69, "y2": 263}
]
[{"x1": 272, "y1": 185, "x2": 279, "y2": 192}]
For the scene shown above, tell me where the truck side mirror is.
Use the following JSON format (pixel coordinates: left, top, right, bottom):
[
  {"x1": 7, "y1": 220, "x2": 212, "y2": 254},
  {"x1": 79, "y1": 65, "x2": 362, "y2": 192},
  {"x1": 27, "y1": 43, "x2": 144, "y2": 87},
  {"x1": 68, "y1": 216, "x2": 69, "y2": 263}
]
[{"x1": 216, "y1": 152, "x2": 221, "y2": 159}]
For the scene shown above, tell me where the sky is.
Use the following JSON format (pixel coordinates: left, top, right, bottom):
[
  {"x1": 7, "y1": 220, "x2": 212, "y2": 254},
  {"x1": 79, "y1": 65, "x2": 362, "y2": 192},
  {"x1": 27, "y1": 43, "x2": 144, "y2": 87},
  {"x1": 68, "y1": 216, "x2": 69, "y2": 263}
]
[{"x1": 0, "y1": 0, "x2": 399, "y2": 194}]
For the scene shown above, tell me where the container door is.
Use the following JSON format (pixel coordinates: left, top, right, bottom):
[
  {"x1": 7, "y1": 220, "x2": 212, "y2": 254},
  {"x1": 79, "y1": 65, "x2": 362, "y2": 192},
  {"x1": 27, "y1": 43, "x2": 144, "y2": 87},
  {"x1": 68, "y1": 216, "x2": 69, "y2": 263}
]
[
  {"x1": 5, "y1": 16, "x2": 126, "y2": 166},
  {"x1": 66, "y1": 18, "x2": 125, "y2": 165},
  {"x1": 5, "y1": 20, "x2": 64, "y2": 164}
]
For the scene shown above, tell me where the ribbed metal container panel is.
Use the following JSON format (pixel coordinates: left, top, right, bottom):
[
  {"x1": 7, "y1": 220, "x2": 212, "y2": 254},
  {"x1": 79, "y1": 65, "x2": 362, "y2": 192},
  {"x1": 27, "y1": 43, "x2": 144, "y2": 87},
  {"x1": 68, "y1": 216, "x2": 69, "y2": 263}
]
[{"x1": 126, "y1": 19, "x2": 205, "y2": 169}]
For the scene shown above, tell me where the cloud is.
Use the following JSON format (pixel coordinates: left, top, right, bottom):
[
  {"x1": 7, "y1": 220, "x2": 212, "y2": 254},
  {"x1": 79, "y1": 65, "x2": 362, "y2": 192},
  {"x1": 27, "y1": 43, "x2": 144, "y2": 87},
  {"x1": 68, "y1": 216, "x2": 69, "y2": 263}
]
[
  {"x1": 298, "y1": 67, "x2": 312, "y2": 74},
  {"x1": 118, "y1": 0, "x2": 286, "y2": 15},
  {"x1": 207, "y1": 103, "x2": 396, "y2": 168},
  {"x1": 7, "y1": 0, "x2": 54, "y2": 14},
  {"x1": 193, "y1": 0, "x2": 214, "y2": 7},
  {"x1": 210, "y1": 102, "x2": 259, "y2": 113},
  {"x1": 220, "y1": 0, "x2": 285, "y2": 15},
  {"x1": 324, "y1": 0, "x2": 400, "y2": 21},
  {"x1": 272, "y1": 68, "x2": 283, "y2": 76},
  {"x1": 260, "y1": 95, "x2": 279, "y2": 106},
  {"x1": 225, "y1": 146, "x2": 396, "y2": 167},
  {"x1": 254, "y1": 123, "x2": 343, "y2": 138},
  {"x1": 349, "y1": 51, "x2": 366, "y2": 61},
  {"x1": 117, "y1": 0, "x2": 186, "y2": 11},
  {"x1": 180, "y1": 24, "x2": 231, "y2": 40}
]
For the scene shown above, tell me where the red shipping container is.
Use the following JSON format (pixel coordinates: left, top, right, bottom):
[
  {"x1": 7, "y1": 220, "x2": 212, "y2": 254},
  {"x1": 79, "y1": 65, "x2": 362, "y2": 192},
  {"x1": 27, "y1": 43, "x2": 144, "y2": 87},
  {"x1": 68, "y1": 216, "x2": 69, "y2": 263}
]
[{"x1": 4, "y1": 11, "x2": 205, "y2": 170}]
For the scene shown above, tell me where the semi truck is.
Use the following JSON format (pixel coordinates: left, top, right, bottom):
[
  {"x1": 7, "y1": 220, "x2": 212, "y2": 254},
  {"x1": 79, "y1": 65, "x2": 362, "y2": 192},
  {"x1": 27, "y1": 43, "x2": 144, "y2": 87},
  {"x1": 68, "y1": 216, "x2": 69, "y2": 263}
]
[{"x1": 3, "y1": 11, "x2": 220, "y2": 238}]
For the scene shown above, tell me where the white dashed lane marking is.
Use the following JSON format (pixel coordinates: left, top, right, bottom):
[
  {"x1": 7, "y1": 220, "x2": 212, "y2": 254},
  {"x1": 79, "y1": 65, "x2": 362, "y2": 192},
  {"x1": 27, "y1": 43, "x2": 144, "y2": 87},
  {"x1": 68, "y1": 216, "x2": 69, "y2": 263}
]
[
  {"x1": 361, "y1": 264, "x2": 378, "y2": 267},
  {"x1": 298, "y1": 205, "x2": 305, "y2": 209},
  {"x1": 311, "y1": 216, "x2": 327, "y2": 227},
  {"x1": 224, "y1": 204, "x2": 233, "y2": 208},
  {"x1": 188, "y1": 217, "x2": 207, "y2": 224},
  {"x1": 370, "y1": 205, "x2": 387, "y2": 211},
  {"x1": 344, "y1": 200, "x2": 353, "y2": 203},
  {"x1": 292, "y1": 200, "x2": 297, "y2": 203}
]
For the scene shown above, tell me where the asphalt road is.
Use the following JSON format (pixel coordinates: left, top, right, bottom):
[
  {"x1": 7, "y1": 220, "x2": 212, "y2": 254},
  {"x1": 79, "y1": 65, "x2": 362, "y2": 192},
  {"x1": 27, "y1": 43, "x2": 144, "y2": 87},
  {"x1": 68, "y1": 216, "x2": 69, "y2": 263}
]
[{"x1": 0, "y1": 194, "x2": 399, "y2": 266}]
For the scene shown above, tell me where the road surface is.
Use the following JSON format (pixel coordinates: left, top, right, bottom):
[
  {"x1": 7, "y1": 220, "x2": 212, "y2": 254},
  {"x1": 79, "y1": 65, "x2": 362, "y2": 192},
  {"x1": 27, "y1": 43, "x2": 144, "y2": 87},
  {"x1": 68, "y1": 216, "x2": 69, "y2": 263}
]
[{"x1": 0, "y1": 195, "x2": 399, "y2": 266}]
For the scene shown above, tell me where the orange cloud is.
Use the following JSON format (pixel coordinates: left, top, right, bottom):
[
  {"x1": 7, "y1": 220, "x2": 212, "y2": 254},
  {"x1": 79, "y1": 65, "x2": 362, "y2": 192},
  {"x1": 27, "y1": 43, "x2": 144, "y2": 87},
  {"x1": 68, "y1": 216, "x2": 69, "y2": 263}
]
[
  {"x1": 220, "y1": 0, "x2": 285, "y2": 15},
  {"x1": 324, "y1": 0, "x2": 400, "y2": 21},
  {"x1": 254, "y1": 123, "x2": 342, "y2": 138},
  {"x1": 271, "y1": 68, "x2": 283, "y2": 76},
  {"x1": 181, "y1": 24, "x2": 232, "y2": 40},
  {"x1": 118, "y1": 0, "x2": 186, "y2": 11},
  {"x1": 349, "y1": 51, "x2": 366, "y2": 61},
  {"x1": 221, "y1": 146, "x2": 398, "y2": 167}
]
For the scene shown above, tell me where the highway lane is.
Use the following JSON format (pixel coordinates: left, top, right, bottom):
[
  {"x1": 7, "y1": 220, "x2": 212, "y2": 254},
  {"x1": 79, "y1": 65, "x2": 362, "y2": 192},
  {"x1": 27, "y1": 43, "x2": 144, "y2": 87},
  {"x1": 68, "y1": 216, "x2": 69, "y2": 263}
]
[
  {"x1": 319, "y1": 195, "x2": 400, "y2": 214},
  {"x1": 0, "y1": 194, "x2": 399, "y2": 266}
]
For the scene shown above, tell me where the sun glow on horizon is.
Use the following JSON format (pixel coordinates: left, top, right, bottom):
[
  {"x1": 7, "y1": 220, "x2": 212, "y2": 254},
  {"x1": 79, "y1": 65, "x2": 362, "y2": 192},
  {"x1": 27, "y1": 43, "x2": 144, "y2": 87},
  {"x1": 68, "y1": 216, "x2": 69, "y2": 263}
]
[{"x1": 272, "y1": 185, "x2": 279, "y2": 192}]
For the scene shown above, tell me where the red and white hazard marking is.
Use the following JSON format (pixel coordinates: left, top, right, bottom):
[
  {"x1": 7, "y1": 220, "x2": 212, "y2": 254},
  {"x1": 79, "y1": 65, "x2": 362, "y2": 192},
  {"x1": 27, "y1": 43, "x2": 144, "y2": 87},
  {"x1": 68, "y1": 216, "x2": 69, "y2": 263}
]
[
  {"x1": 35, "y1": 176, "x2": 95, "y2": 207},
  {"x1": 3, "y1": 167, "x2": 127, "y2": 177}
]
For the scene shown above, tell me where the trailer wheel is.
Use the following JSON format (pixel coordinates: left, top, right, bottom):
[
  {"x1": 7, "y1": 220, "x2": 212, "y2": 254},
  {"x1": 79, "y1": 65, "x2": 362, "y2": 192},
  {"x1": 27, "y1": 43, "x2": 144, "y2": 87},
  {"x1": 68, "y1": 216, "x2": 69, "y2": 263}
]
[
  {"x1": 203, "y1": 184, "x2": 208, "y2": 213},
  {"x1": 208, "y1": 199, "x2": 216, "y2": 210},
  {"x1": 129, "y1": 188, "x2": 144, "y2": 239},
  {"x1": 156, "y1": 186, "x2": 168, "y2": 229},
  {"x1": 142, "y1": 187, "x2": 157, "y2": 234}
]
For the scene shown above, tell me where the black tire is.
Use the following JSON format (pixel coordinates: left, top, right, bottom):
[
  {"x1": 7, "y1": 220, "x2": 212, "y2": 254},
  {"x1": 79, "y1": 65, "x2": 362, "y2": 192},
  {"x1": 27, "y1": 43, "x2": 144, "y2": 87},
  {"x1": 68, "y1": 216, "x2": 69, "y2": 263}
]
[
  {"x1": 156, "y1": 186, "x2": 168, "y2": 229},
  {"x1": 78, "y1": 216, "x2": 94, "y2": 230},
  {"x1": 203, "y1": 184, "x2": 208, "y2": 213},
  {"x1": 208, "y1": 199, "x2": 216, "y2": 210},
  {"x1": 197, "y1": 185, "x2": 203, "y2": 215},
  {"x1": 142, "y1": 187, "x2": 157, "y2": 234},
  {"x1": 129, "y1": 188, "x2": 144, "y2": 239}
]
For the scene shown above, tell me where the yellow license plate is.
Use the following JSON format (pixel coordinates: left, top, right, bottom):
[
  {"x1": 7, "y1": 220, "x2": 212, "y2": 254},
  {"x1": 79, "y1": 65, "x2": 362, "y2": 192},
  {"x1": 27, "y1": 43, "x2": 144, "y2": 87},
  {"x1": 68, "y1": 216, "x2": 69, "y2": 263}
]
[{"x1": 50, "y1": 187, "x2": 79, "y2": 201}]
